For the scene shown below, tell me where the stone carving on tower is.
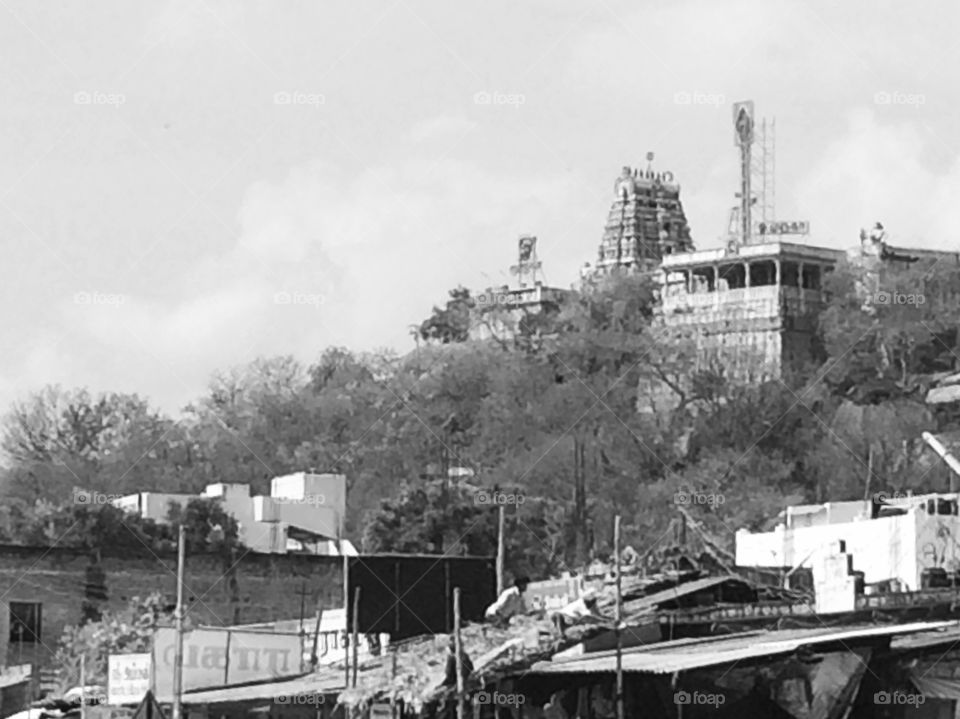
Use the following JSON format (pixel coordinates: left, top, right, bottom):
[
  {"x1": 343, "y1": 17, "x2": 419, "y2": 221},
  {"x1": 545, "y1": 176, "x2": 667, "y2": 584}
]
[{"x1": 595, "y1": 157, "x2": 694, "y2": 276}]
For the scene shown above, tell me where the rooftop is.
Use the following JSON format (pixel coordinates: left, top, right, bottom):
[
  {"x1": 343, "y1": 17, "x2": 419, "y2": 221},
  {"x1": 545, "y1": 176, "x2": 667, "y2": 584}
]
[{"x1": 659, "y1": 240, "x2": 846, "y2": 269}]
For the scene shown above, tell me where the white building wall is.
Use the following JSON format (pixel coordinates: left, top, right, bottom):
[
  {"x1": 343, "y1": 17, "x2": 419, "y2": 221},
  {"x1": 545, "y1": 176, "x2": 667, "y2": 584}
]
[
  {"x1": 736, "y1": 513, "x2": 921, "y2": 588},
  {"x1": 111, "y1": 478, "x2": 345, "y2": 554}
]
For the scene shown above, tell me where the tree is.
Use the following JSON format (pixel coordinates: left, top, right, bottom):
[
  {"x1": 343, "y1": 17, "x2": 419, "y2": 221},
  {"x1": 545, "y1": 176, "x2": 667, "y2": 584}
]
[
  {"x1": 362, "y1": 479, "x2": 567, "y2": 578},
  {"x1": 54, "y1": 593, "x2": 185, "y2": 692},
  {"x1": 418, "y1": 287, "x2": 474, "y2": 344},
  {"x1": 166, "y1": 498, "x2": 242, "y2": 558}
]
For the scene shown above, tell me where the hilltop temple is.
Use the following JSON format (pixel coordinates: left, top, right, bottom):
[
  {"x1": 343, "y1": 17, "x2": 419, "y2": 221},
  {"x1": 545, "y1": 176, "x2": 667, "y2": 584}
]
[{"x1": 593, "y1": 165, "x2": 694, "y2": 275}]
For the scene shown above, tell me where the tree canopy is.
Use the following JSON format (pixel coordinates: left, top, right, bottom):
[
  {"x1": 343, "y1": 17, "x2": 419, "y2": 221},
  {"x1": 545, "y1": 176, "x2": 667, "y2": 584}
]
[{"x1": 1, "y1": 260, "x2": 958, "y2": 578}]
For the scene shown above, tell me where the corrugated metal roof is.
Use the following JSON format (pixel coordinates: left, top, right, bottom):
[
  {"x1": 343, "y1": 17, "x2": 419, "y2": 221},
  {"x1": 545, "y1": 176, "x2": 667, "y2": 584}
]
[
  {"x1": 890, "y1": 625, "x2": 960, "y2": 651},
  {"x1": 622, "y1": 575, "x2": 754, "y2": 616},
  {"x1": 529, "y1": 621, "x2": 955, "y2": 676},
  {"x1": 183, "y1": 668, "x2": 348, "y2": 705}
]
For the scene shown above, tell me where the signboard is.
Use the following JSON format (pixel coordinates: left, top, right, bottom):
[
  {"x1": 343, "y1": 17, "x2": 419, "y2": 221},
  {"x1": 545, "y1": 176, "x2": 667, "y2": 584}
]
[
  {"x1": 760, "y1": 221, "x2": 809, "y2": 236},
  {"x1": 152, "y1": 628, "x2": 303, "y2": 700},
  {"x1": 524, "y1": 578, "x2": 580, "y2": 611},
  {"x1": 732, "y1": 101, "x2": 754, "y2": 146},
  {"x1": 108, "y1": 654, "x2": 151, "y2": 706}
]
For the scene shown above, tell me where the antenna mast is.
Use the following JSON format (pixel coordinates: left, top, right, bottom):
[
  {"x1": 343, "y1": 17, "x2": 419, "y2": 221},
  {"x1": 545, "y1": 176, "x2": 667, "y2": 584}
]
[{"x1": 752, "y1": 117, "x2": 776, "y2": 235}]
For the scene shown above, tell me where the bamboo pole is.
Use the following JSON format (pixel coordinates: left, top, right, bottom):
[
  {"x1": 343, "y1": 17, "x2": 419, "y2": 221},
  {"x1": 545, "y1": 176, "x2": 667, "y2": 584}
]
[
  {"x1": 454, "y1": 588, "x2": 465, "y2": 719},
  {"x1": 172, "y1": 524, "x2": 186, "y2": 719},
  {"x1": 614, "y1": 516, "x2": 623, "y2": 719},
  {"x1": 352, "y1": 587, "x2": 361, "y2": 688},
  {"x1": 496, "y1": 505, "x2": 505, "y2": 596}
]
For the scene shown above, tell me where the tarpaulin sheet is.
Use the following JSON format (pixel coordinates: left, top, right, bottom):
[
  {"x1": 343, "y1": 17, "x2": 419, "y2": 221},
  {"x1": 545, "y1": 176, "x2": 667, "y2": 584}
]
[{"x1": 911, "y1": 673, "x2": 960, "y2": 700}]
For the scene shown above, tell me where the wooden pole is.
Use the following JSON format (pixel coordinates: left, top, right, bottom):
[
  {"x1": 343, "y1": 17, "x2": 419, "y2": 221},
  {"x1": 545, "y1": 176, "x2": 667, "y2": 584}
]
[
  {"x1": 390, "y1": 649, "x2": 398, "y2": 719},
  {"x1": 614, "y1": 516, "x2": 624, "y2": 719},
  {"x1": 351, "y1": 587, "x2": 361, "y2": 688},
  {"x1": 172, "y1": 524, "x2": 186, "y2": 719},
  {"x1": 454, "y1": 588, "x2": 465, "y2": 719},
  {"x1": 79, "y1": 655, "x2": 86, "y2": 719},
  {"x1": 496, "y1": 505, "x2": 505, "y2": 596},
  {"x1": 343, "y1": 529, "x2": 350, "y2": 691},
  {"x1": 310, "y1": 605, "x2": 322, "y2": 669},
  {"x1": 863, "y1": 445, "x2": 874, "y2": 502}
]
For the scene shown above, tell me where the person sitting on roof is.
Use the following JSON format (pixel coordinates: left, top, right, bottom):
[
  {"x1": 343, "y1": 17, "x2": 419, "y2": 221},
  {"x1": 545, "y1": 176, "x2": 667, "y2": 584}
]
[
  {"x1": 484, "y1": 577, "x2": 530, "y2": 626},
  {"x1": 442, "y1": 636, "x2": 474, "y2": 687},
  {"x1": 550, "y1": 589, "x2": 606, "y2": 636}
]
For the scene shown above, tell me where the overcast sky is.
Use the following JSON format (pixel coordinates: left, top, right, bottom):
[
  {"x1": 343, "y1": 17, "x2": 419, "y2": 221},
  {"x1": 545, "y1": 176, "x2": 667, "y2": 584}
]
[{"x1": 0, "y1": 0, "x2": 957, "y2": 414}]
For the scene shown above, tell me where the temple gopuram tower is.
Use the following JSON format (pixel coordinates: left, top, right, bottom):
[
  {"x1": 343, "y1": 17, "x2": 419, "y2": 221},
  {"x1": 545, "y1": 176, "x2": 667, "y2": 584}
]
[{"x1": 594, "y1": 160, "x2": 694, "y2": 275}]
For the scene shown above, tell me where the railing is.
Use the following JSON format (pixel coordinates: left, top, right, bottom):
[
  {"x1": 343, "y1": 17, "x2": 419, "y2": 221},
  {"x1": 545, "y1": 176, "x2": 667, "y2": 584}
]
[{"x1": 661, "y1": 285, "x2": 826, "y2": 313}]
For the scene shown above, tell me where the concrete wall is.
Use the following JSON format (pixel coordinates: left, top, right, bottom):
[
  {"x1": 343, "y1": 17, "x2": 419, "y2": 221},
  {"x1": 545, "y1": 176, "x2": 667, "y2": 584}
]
[
  {"x1": 114, "y1": 476, "x2": 349, "y2": 554},
  {"x1": 785, "y1": 501, "x2": 869, "y2": 529},
  {"x1": 0, "y1": 545, "x2": 342, "y2": 677},
  {"x1": 736, "y1": 513, "x2": 920, "y2": 587}
]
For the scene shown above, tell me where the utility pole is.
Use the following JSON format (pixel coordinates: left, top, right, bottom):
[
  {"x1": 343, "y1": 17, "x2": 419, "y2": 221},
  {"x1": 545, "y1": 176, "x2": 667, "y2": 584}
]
[
  {"x1": 454, "y1": 588, "x2": 465, "y2": 719},
  {"x1": 351, "y1": 588, "x2": 361, "y2": 688},
  {"x1": 342, "y1": 515, "x2": 350, "y2": 692},
  {"x1": 496, "y1": 505, "x2": 505, "y2": 596},
  {"x1": 79, "y1": 655, "x2": 86, "y2": 719},
  {"x1": 172, "y1": 524, "x2": 186, "y2": 719},
  {"x1": 614, "y1": 516, "x2": 624, "y2": 719},
  {"x1": 297, "y1": 581, "x2": 308, "y2": 672}
]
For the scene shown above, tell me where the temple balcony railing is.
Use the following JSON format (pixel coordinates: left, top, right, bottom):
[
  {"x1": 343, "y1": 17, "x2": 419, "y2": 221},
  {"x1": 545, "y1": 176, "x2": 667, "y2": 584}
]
[{"x1": 660, "y1": 284, "x2": 827, "y2": 314}]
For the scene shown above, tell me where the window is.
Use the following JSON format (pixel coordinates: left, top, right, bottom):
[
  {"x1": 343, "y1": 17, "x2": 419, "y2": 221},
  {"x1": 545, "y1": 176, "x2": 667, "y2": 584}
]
[{"x1": 9, "y1": 602, "x2": 41, "y2": 643}]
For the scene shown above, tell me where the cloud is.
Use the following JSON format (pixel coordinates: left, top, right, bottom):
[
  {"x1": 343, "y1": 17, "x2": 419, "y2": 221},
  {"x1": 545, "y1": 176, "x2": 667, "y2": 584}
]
[
  {"x1": 409, "y1": 116, "x2": 478, "y2": 144},
  {"x1": 795, "y1": 109, "x2": 960, "y2": 250},
  {"x1": 64, "y1": 155, "x2": 582, "y2": 413}
]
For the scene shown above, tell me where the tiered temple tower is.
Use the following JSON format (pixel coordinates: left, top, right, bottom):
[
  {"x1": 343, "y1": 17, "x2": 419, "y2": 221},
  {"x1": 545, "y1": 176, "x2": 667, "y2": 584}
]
[{"x1": 594, "y1": 164, "x2": 694, "y2": 275}]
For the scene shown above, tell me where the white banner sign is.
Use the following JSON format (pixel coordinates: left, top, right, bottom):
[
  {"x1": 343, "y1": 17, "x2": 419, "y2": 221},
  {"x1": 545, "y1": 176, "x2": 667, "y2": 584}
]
[
  {"x1": 108, "y1": 654, "x2": 151, "y2": 706},
  {"x1": 525, "y1": 578, "x2": 580, "y2": 611},
  {"x1": 153, "y1": 628, "x2": 303, "y2": 700}
]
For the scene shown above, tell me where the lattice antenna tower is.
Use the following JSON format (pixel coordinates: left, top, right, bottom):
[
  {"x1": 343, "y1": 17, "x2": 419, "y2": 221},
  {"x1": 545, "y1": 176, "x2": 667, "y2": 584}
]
[{"x1": 751, "y1": 117, "x2": 776, "y2": 235}]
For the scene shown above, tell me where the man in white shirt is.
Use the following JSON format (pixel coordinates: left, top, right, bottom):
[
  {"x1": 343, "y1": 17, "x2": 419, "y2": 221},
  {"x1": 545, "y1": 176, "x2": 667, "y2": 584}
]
[
  {"x1": 551, "y1": 589, "x2": 606, "y2": 636},
  {"x1": 484, "y1": 577, "x2": 530, "y2": 626}
]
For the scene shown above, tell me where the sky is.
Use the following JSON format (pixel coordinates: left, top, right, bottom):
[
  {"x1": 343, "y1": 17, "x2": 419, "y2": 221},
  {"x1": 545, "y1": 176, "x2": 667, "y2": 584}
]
[{"x1": 0, "y1": 0, "x2": 958, "y2": 415}]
